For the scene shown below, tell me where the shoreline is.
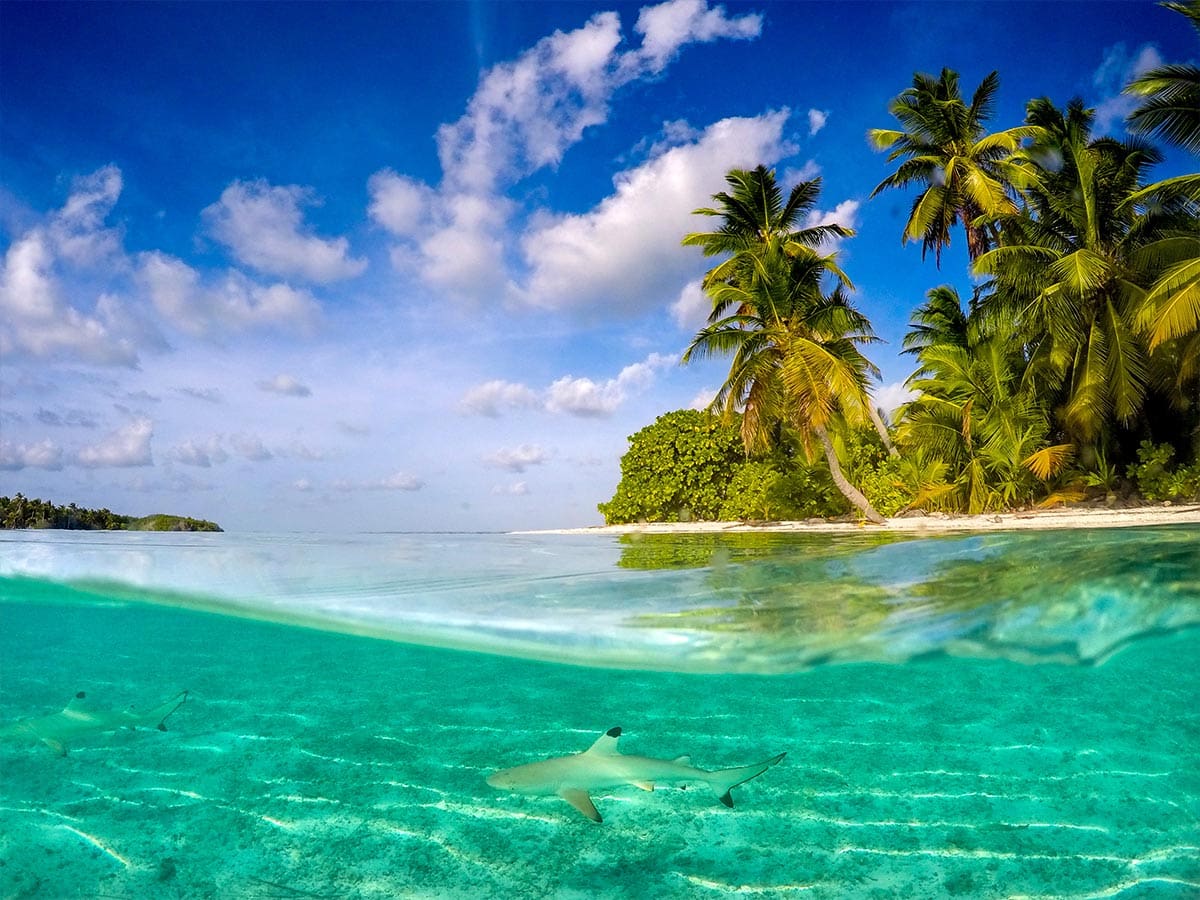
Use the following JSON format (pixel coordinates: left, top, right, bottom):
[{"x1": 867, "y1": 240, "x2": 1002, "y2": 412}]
[{"x1": 520, "y1": 503, "x2": 1200, "y2": 535}]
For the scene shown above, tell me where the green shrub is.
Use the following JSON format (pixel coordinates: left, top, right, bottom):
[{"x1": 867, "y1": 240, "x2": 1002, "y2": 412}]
[
  {"x1": 1127, "y1": 440, "x2": 1200, "y2": 502},
  {"x1": 718, "y1": 459, "x2": 845, "y2": 520},
  {"x1": 598, "y1": 410, "x2": 746, "y2": 524}
]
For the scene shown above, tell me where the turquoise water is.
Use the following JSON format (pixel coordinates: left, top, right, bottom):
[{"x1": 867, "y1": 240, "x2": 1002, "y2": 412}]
[{"x1": 1, "y1": 528, "x2": 1197, "y2": 898}]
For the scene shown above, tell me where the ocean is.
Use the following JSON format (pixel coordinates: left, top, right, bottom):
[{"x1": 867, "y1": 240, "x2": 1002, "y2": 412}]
[{"x1": 1, "y1": 527, "x2": 1197, "y2": 898}]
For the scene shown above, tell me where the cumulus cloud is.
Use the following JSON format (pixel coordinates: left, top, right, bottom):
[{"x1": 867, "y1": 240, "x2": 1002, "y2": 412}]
[
  {"x1": 0, "y1": 230, "x2": 141, "y2": 366},
  {"x1": 670, "y1": 279, "x2": 710, "y2": 331},
  {"x1": 371, "y1": 0, "x2": 764, "y2": 304},
  {"x1": 203, "y1": 180, "x2": 366, "y2": 283},
  {"x1": 1092, "y1": 43, "x2": 1164, "y2": 133},
  {"x1": 49, "y1": 165, "x2": 126, "y2": 267},
  {"x1": 137, "y1": 251, "x2": 320, "y2": 337},
  {"x1": 492, "y1": 481, "x2": 529, "y2": 496},
  {"x1": 230, "y1": 433, "x2": 273, "y2": 462},
  {"x1": 77, "y1": 418, "x2": 153, "y2": 468},
  {"x1": 257, "y1": 374, "x2": 312, "y2": 397},
  {"x1": 36, "y1": 408, "x2": 97, "y2": 428},
  {"x1": 875, "y1": 381, "x2": 917, "y2": 421},
  {"x1": 630, "y1": 0, "x2": 761, "y2": 74},
  {"x1": 169, "y1": 436, "x2": 229, "y2": 468},
  {"x1": 335, "y1": 471, "x2": 425, "y2": 491},
  {"x1": 462, "y1": 352, "x2": 675, "y2": 419},
  {"x1": 0, "y1": 438, "x2": 64, "y2": 471},
  {"x1": 513, "y1": 111, "x2": 793, "y2": 314},
  {"x1": 688, "y1": 386, "x2": 717, "y2": 410},
  {"x1": 459, "y1": 380, "x2": 541, "y2": 416},
  {"x1": 545, "y1": 352, "x2": 675, "y2": 417},
  {"x1": 367, "y1": 169, "x2": 433, "y2": 238},
  {"x1": 483, "y1": 443, "x2": 549, "y2": 472},
  {"x1": 178, "y1": 386, "x2": 223, "y2": 403},
  {"x1": 807, "y1": 108, "x2": 829, "y2": 136}
]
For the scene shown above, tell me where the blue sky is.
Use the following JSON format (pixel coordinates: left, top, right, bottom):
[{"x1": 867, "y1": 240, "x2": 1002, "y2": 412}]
[{"x1": 1, "y1": 1, "x2": 1194, "y2": 532}]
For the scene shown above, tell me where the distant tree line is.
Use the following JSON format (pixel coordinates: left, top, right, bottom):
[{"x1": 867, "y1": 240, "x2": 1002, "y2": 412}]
[{"x1": 0, "y1": 494, "x2": 222, "y2": 532}]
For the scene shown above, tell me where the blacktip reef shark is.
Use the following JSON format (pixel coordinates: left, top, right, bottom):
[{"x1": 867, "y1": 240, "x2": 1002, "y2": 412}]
[
  {"x1": 487, "y1": 726, "x2": 785, "y2": 823},
  {"x1": 0, "y1": 690, "x2": 189, "y2": 756}
]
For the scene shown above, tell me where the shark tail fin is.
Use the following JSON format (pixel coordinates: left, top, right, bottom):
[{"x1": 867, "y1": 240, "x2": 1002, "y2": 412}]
[
  {"x1": 709, "y1": 752, "x2": 786, "y2": 808},
  {"x1": 150, "y1": 690, "x2": 189, "y2": 731}
]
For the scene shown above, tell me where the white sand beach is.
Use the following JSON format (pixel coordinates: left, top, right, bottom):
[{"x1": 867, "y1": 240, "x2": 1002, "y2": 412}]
[{"x1": 524, "y1": 503, "x2": 1200, "y2": 535}]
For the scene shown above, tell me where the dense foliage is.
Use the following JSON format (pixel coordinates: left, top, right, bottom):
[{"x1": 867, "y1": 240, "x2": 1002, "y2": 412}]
[
  {"x1": 601, "y1": 2, "x2": 1199, "y2": 524},
  {"x1": 0, "y1": 495, "x2": 222, "y2": 531}
]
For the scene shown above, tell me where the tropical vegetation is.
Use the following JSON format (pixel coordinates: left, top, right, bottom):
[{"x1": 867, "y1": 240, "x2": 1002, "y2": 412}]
[
  {"x1": 0, "y1": 495, "x2": 222, "y2": 531},
  {"x1": 599, "y1": 1, "x2": 1199, "y2": 524}
]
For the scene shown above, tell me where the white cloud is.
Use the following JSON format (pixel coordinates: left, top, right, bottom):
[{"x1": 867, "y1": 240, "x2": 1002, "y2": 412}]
[
  {"x1": 807, "y1": 108, "x2": 829, "y2": 135},
  {"x1": 631, "y1": 0, "x2": 761, "y2": 74},
  {"x1": 492, "y1": 481, "x2": 529, "y2": 496},
  {"x1": 875, "y1": 381, "x2": 916, "y2": 420},
  {"x1": 513, "y1": 111, "x2": 794, "y2": 314},
  {"x1": 483, "y1": 443, "x2": 549, "y2": 472},
  {"x1": 257, "y1": 374, "x2": 312, "y2": 397},
  {"x1": 688, "y1": 386, "x2": 717, "y2": 410},
  {"x1": 436, "y1": 10, "x2": 624, "y2": 193},
  {"x1": 1092, "y1": 43, "x2": 1164, "y2": 133},
  {"x1": 459, "y1": 380, "x2": 541, "y2": 416},
  {"x1": 169, "y1": 436, "x2": 229, "y2": 468},
  {"x1": 0, "y1": 438, "x2": 64, "y2": 471},
  {"x1": 373, "y1": 1, "x2": 765, "y2": 305},
  {"x1": 49, "y1": 165, "x2": 126, "y2": 267},
  {"x1": 335, "y1": 471, "x2": 425, "y2": 492},
  {"x1": 77, "y1": 418, "x2": 153, "y2": 468},
  {"x1": 230, "y1": 433, "x2": 274, "y2": 462},
  {"x1": 293, "y1": 478, "x2": 314, "y2": 492},
  {"x1": 203, "y1": 180, "x2": 366, "y2": 283},
  {"x1": 803, "y1": 199, "x2": 861, "y2": 250},
  {"x1": 367, "y1": 169, "x2": 432, "y2": 237},
  {"x1": 545, "y1": 352, "x2": 674, "y2": 417},
  {"x1": 463, "y1": 353, "x2": 675, "y2": 419},
  {"x1": 0, "y1": 230, "x2": 141, "y2": 366},
  {"x1": 670, "y1": 278, "x2": 710, "y2": 331},
  {"x1": 138, "y1": 251, "x2": 321, "y2": 337}
]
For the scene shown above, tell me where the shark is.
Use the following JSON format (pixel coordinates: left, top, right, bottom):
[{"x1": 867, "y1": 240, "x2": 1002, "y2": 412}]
[
  {"x1": 0, "y1": 690, "x2": 189, "y2": 756},
  {"x1": 486, "y1": 726, "x2": 785, "y2": 823}
]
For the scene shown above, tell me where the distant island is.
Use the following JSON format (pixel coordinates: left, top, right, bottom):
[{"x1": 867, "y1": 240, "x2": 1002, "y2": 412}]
[{"x1": 0, "y1": 495, "x2": 222, "y2": 532}]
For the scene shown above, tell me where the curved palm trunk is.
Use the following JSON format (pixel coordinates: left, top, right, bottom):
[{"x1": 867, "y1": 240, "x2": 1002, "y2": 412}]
[
  {"x1": 867, "y1": 402, "x2": 899, "y2": 457},
  {"x1": 815, "y1": 425, "x2": 886, "y2": 524}
]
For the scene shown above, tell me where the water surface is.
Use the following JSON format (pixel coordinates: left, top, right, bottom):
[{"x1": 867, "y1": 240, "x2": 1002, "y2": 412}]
[{"x1": 1, "y1": 528, "x2": 1197, "y2": 897}]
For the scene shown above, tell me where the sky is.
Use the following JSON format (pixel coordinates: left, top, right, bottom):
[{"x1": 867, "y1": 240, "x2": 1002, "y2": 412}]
[{"x1": 1, "y1": 1, "x2": 1195, "y2": 532}]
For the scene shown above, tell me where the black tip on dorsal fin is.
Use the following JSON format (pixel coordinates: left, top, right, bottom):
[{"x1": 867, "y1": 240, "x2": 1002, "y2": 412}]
[
  {"x1": 76, "y1": 691, "x2": 86, "y2": 700},
  {"x1": 719, "y1": 792, "x2": 734, "y2": 808},
  {"x1": 606, "y1": 726, "x2": 622, "y2": 738}
]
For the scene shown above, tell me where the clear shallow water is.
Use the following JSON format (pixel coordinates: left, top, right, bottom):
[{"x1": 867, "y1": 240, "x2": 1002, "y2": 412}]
[{"x1": 0, "y1": 528, "x2": 1197, "y2": 898}]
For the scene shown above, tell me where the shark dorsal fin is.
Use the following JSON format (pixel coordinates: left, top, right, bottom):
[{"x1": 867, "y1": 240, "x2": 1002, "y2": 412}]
[
  {"x1": 586, "y1": 726, "x2": 622, "y2": 756},
  {"x1": 64, "y1": 692, "x2": 90, "y2": 713}
]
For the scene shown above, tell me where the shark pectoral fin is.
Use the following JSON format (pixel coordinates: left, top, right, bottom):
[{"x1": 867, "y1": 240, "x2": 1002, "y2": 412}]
[
  {"x1": 631, "y1": 781, "x2": 655, "y2": 792},
  {"x1": 558, "y1": 788, "x2": 602, "y2": 823},
  {"x1": 42, "y1": 737, "x2": 67, "y2": 757},
  {"x1": 673, "y1": 755, "x2": 691, "y2": 765},
  {"x1": 718, "y1": 791, "x2": 734, "y2": 808}
]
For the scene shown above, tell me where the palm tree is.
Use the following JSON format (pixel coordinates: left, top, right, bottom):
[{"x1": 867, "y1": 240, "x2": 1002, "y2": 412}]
[
  {"x1": 1125, "y1": 1, "x2": 1200, "y2": 154},
  {"x1": 895, "y1": 287, "x2": 1067, "y2": 512},
  {"x1": 684, "y1": 166, "x2": 897, "y2": 455},
  {"x1": 683, "y1": 169, "x2": 886, "y2": 523},
  {"x1": 868, "y1": 68, "x2": 1035, "y2": 265},
  {"x1": 974, "y1": 98, "x2": 1164, "y2": 445}
]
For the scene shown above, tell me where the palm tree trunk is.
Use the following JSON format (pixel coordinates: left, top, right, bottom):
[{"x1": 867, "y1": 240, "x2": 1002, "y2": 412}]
[
  {"x1": 815, "y1": 425, "x2": 886, "y2": 524},
  {"x1": 867, "y1": 402, "x2": 899, "y2": 457}
]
